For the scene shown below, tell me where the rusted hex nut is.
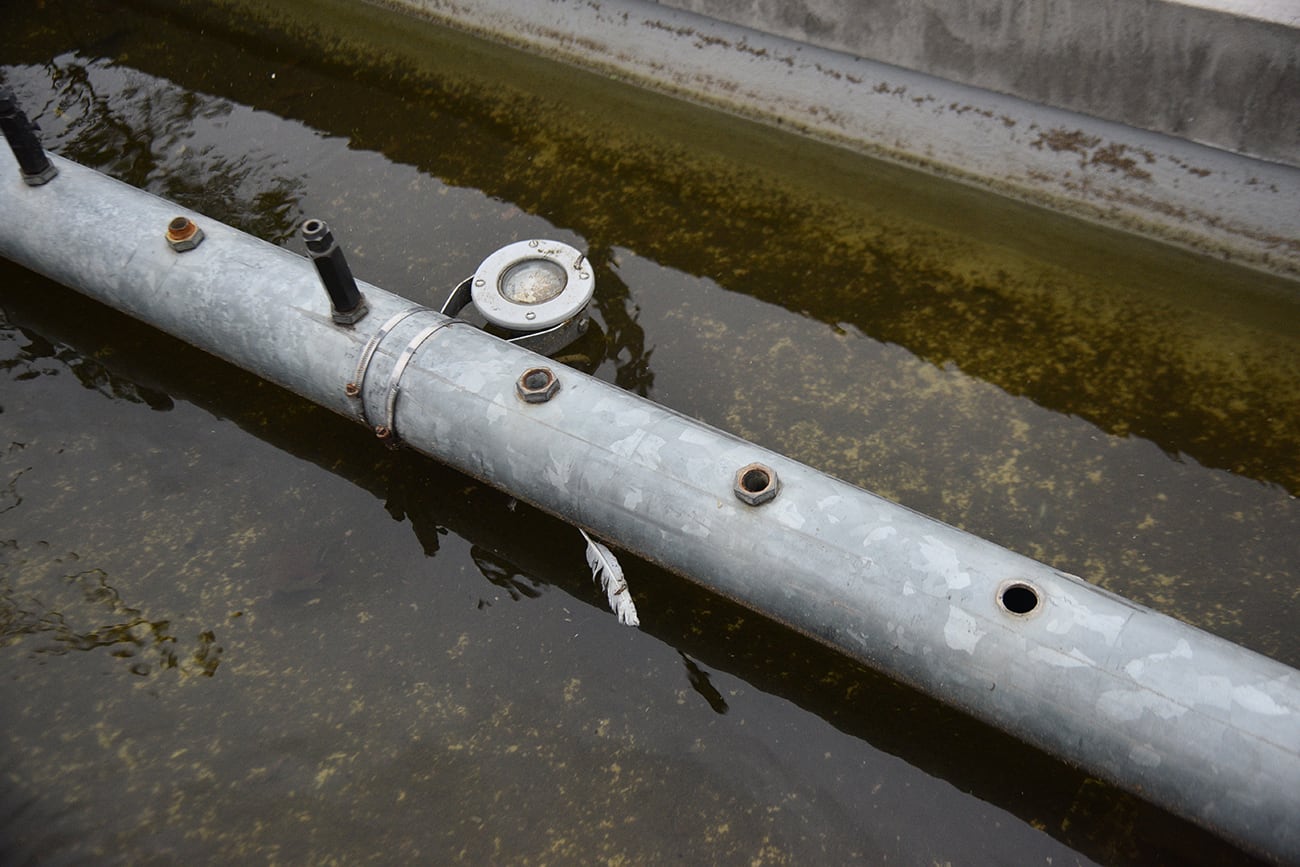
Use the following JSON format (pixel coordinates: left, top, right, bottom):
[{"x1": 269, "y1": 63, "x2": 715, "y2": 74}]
[
  {"x1": 374, "y1": 424, "x2": 398, "y2": 449},
  {"x1": 734, "y1": 462, "x2": 780, "y2": 506},
  {"x1": 516, "y1": 366, "x2": 560, "y2": 403},
  {"x1": 166, "y1": 216, "x2": 204, "y2": 252}
]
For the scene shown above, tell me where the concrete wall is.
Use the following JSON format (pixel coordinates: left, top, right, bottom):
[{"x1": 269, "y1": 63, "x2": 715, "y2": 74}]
[
  {"x1": 656, "y1": 0, "x2": 1300, "y2": 166},
  {"x1": 376, "y1": 0, "x2": 1298, "y2": 277}
]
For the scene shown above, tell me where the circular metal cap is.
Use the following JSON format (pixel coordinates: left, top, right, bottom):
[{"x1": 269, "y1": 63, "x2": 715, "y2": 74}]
[{"x1": 471, "y1": 240, "x2": 594, "y2": 330}]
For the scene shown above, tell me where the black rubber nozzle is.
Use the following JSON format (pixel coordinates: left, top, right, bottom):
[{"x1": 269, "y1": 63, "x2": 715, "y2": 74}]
[
  {"x1": 302, "y1": 218, "x2": 368, "y2": 325},
  {"x1": 0, "y1": 86, "x2": 58, "y2": 186}
]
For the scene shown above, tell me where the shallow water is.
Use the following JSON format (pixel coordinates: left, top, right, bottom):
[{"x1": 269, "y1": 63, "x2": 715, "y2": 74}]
[{"x1": 1, "y1": 1, "x2": 1298, "y2": 864}]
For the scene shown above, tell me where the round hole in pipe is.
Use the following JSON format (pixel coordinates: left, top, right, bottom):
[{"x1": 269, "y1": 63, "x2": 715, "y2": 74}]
[
  {"x1": 741, "y1": 467, "x2": 771, "y2": 494},
  {"x1": 302, "y1": 218, "x2": 323, "y2": 235},
  {"x1": 523, "y1": 369, "x2": 552, "y2": 391},
  {"x1": 998, "y1": 581, "x2": 1041, "y2": 616}
]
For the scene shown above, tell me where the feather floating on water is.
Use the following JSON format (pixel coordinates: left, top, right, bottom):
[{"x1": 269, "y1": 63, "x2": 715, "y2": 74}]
[{"x1": 579, "y1": 528, "x2": 639, "y2": 627}]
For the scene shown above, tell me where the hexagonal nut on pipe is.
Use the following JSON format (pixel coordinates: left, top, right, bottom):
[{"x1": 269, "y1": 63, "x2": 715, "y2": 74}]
[
  {"x1": 516, "y1": 366, "x2": 560, "y2": 403},
  {"x1": 734, "y1": 462, "x2": 780, "y2": 506},
  {"x1": 166, "y1": 216, "x2": 204, "y2": 252}
]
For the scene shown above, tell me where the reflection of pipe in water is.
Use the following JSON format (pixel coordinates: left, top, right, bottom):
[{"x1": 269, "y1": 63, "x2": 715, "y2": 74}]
[{"x1": 0, "y1": 138, "x2": 1297, "y2": 862}]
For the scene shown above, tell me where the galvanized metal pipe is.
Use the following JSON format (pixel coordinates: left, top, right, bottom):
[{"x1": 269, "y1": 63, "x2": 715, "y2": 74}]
[{"x1": 1, "y1": 151, "x2": 1297, "y2": 861}]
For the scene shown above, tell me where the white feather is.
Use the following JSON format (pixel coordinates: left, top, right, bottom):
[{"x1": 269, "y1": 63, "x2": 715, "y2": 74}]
[{"x1": 579, "y1": 529, "x2": 639, "y2": 626}]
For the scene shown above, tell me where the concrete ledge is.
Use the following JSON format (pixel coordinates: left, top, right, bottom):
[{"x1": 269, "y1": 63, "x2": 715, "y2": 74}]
[
  {"x1": 656, "y1": 0, "x2": 1300, "y2": 167},
  {"x1": 373, "y1": 0, "x2": 1300, "y2": 277}
]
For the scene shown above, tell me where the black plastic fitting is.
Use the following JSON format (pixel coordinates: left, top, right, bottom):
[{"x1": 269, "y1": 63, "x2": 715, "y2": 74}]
[
  {"x1": 0, "y1": 86, "x2": 58, "y2": 186},
  {"x1": 302, "y1": 218, "x2": 368, "y2": 325}
]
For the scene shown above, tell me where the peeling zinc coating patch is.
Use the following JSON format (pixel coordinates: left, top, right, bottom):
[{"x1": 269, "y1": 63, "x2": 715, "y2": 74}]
[
  {"x1": 1097, "y1": 689, "x2": 1187, "y2": 722},
  {"x1": 623, "y1": 487, "x2": 643, "y2": 510},
  {"x1": 1231, "y1": 683, "x2": 1290, "y2": 717},
  {"x1": 683, "y1": 455, "x2": 714, "y2": 482},
  {"x1": 919, "y1": 535, "x2": 970, "y2": 590},
  {"x1": 452, "y1": 365, "x2": 488, "y2": 391},
  {"x1": 943, "y1": 606, "x2": 985, "y2": 654},
  {"x1": 894, "y1": 624, "x2": 918, "y2": 654},
  {"x1": 816, "y1": 495, "x2": 843, "y2": 523},
  {"x1": 771, "y1": 498, "x2": 806, "y2": 530},
  {"x1": 609, "y1": 428, "x2": 667, "y2": 468},
  {"x1": 1119, "y1": 640, "x2": 1287, "y2": 716},
  {"x1": 1192, "y1": 674, "x2": 1235, "y2": 710},
  {"x1": 485, "y1": 391, "x2": 508, "y2": 423},
  {"x1": 1113, "y1": 643, "x2": 1288, "y2": 717},
  {"x1": 545, "y1": 451, "x2": 577, "y2": 490},
  {"x1": 1124, "y1": 638, "x2": 1193, "y2": 679},
  {"x1": 589, "y1": 395, "x2": 625, "y2": 417},
  {"x1": 863, "y1": 526, "x2": 896, "y2": 546},
  {"x1": 681, "y1": 520, "x2": 710, "y2": 539},
  {"x1": 1129, "y1": 743, "x2": 1162, "y2": 768},
  {"x1": 615, "y1": 407, "x2": 653, "y2": 428},
  {"x1": 1044, "y1": 588, "x2": 1127, "y2": 646},
  {"x1": 677, "y1": 427, "x2": 714, "y2": 446},
  {"x1": 1027, "y1": 645, "x2": 1094, "y2": 669}
]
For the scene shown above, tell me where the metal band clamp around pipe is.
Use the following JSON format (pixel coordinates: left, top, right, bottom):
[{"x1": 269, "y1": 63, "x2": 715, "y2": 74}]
[
  {"x1": 378, "y1": 319, "x2": 473, "y2": 446},
  {"x1": 347, "y1": 307, "x2": 425, "y2": 425}
]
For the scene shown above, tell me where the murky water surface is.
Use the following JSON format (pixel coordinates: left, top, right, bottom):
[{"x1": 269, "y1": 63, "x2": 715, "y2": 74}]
[{"x1": 2, "y1": 1, "x2": 1297, "y2": 864}]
